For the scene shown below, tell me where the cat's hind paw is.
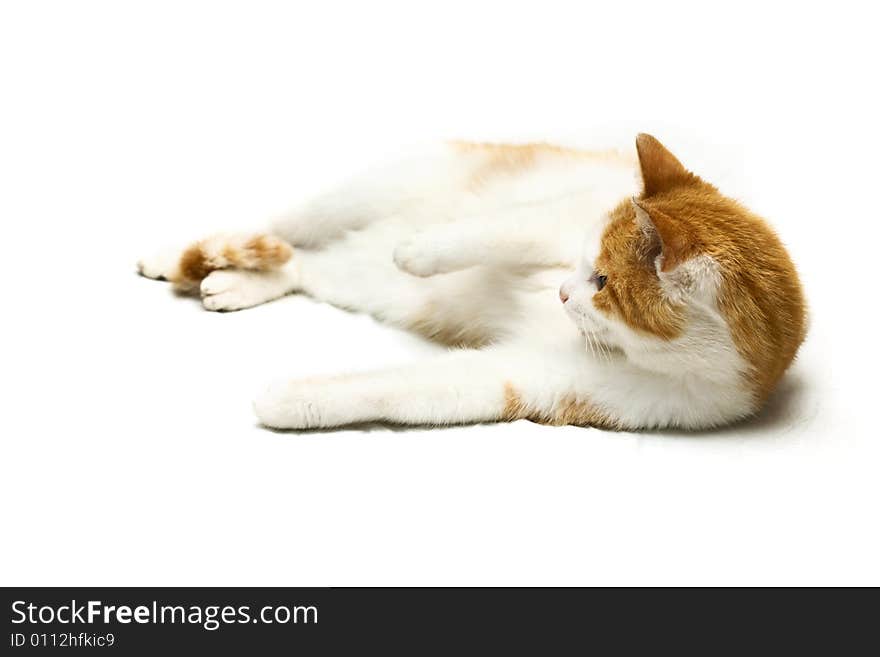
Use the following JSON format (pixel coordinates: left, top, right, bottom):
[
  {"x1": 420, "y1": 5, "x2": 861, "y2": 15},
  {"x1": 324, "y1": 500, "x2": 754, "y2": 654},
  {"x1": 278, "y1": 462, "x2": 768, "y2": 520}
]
[
  {"x1": 137, "y1": 247, "x2": 182, "y2": 281},
  {"x1": 200, "y1": 268, "x2": 296, "y2": 312}
]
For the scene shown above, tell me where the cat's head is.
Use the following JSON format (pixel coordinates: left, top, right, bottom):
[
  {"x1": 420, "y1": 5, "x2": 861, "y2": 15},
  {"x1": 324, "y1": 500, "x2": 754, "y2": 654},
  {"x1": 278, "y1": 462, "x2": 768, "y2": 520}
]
[{"x1": 560, "y1": 134, "x2": 806, "y2": 409}]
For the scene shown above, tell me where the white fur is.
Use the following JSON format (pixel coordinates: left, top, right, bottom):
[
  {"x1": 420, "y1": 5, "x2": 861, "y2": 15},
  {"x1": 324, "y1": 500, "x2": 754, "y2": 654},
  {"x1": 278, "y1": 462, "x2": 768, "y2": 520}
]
[
  {"x1": 137, "y1": 245, "x2": 184, "y2": 281},
  {"x1": 201, "y1": 266, "x2": 299, "y2": 311},
  {"x1": 141, "y1": 142, "x2": 755, "y2": 431}
]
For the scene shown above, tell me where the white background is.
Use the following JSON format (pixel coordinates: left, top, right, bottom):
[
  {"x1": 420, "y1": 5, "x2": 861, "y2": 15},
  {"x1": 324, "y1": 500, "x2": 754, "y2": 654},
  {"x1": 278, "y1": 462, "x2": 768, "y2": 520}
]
[{"x1": 1, "y1": 1, "x2": 876, "y2": 585}]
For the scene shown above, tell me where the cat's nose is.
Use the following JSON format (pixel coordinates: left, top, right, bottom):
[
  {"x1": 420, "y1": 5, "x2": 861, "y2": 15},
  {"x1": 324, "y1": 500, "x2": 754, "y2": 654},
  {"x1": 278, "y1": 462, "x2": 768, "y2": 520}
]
[{"x1": 559, "y1": 287, "x2": 569, "y2": 303}]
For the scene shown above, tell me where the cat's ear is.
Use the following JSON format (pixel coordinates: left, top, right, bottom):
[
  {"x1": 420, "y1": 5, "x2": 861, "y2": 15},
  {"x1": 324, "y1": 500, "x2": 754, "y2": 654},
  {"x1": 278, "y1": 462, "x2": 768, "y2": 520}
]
[
  {"x1": 635, "y1": 133, "x2": 697, "y2": 196},
  {"x1": 631, "y1": 198, "x2": 692, "y2": 272}
]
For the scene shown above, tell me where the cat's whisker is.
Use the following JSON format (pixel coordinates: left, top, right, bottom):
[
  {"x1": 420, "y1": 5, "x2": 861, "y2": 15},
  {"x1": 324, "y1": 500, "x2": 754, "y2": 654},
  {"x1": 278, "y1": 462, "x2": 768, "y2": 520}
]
[
  {"x1": 597, "y1": 338, "x2": 612, "y2": 363},
  {"x1": 581, "y1": 320, "x2": 598, "y2": 360},
  {"x1": 588, "y1": 331, "x2": 608, "y2": 364},
  {"x1": 592, "y1": 336, "x2": 603, "y2": 362}
]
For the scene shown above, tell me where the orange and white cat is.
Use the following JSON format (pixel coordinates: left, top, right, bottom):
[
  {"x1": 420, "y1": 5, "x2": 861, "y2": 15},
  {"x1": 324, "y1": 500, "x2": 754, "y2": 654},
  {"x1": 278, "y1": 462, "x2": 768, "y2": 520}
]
[{"x1": 138, "y1": 134, "x2": 806, "y2": 431}]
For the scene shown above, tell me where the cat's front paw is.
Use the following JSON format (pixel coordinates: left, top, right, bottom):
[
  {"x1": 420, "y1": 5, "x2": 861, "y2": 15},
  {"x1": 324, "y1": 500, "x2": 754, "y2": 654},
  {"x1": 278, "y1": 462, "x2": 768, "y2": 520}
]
[
  {"x1": 393, "y1": 237, "x2": 444, "y2": 277},
  {"x1": 253, "y1": 381, "x2": 331, "y2": 429}
]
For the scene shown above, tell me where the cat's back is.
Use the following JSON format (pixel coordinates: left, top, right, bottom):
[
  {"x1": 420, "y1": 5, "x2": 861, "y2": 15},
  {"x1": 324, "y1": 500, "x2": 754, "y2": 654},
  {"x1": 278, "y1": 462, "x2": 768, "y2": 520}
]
[{"x1": 449, "y1": 140, "x2": 639, "y2": 210}]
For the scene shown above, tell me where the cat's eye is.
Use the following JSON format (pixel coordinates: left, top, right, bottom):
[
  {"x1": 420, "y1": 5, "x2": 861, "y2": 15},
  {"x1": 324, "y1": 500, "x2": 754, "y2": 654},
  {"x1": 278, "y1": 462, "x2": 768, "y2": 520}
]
[{"x1": 593, "y1": 274, "x2": 607, "y2": 291}]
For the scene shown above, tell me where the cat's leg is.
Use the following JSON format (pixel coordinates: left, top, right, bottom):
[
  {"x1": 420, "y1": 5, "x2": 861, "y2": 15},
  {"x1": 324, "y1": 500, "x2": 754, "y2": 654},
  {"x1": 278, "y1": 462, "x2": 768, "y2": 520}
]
[
  {"x1": 253, "y1": 343, "x2": 611, "y2": 430},
  {"x1": 292, "y1": 242, "x2": 525, "y2": 345},
  {"x1": 392, "y1": 198, "x2": 588, "y2": 277},
  {"x1": 393, "y1": 218, "x2": 570, "y2": 277},
  {"x1": 138, "y1": 235, "x2": 300, "y2": 311},
  {"x1": 269, "y1": 145, "x2": 475, "y2": 247},
  {"x1": 137, "y1": 233, "x2": 293, "y2": 290},
  {"x1": 138, "y1": 144, "x2": 471, "y2": 278},
  {"x1": 252, "y1": 332, "x2": 740, "y2": 431}
]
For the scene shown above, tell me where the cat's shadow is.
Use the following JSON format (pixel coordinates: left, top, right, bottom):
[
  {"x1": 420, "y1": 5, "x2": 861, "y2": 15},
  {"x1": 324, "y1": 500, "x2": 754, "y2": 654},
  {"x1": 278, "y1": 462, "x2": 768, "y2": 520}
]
[
  {"x1": 653, "y1": 369, "x2": 818, "y2": 443},
  {"x1": 262, "y1": 370, "x2": 817, "y2": 443}
]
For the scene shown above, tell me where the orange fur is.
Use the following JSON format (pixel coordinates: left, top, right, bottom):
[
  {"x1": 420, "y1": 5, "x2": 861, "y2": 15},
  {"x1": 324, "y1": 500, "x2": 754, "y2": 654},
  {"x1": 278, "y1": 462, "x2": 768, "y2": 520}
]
[
  {"x1": 593, "y1": 201, "x2": 687, "y2": 340},
  {"x1": 502, "y1": 383, "x2": 619, "y2": 429},
  {"x1": 176, "y1": 244, "x2": 212, "y2": 289},
  {"x1": 450, "y1": 140, "x2": 632, "y2": 189},
  {"x1": 593, "y1": 134, "x2": 807, "y2": 403},
  {"x1": 170, "y1": 233, "x2": 293, "y2": 290},
  {"x1": 243, "y1": 235, "x2": 293, "y2": 269},
  {"x1": 407, "y1": 301, "x2": 491, "y2": 348}
]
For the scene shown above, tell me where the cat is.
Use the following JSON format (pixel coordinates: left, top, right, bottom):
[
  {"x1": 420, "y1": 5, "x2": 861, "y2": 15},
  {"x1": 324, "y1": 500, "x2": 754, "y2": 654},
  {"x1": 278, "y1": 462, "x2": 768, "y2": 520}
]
[{"x1": 138, "y1": 134, "x2": 807, "y2": 431}]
